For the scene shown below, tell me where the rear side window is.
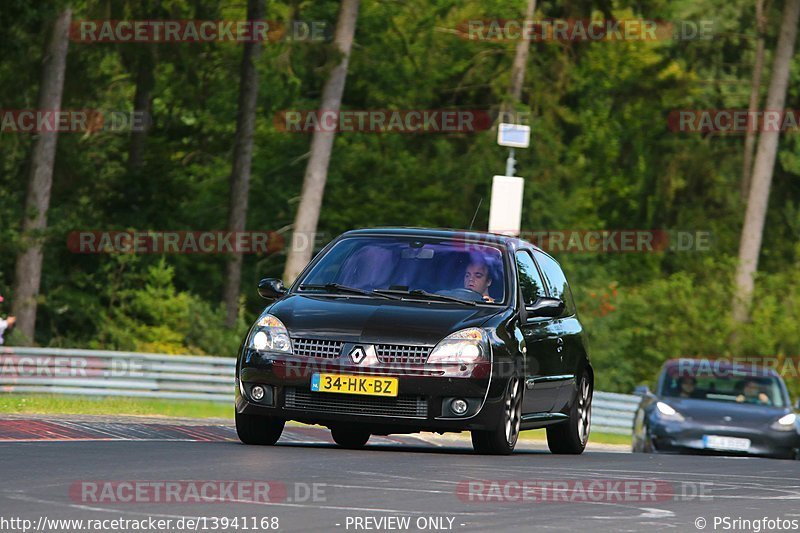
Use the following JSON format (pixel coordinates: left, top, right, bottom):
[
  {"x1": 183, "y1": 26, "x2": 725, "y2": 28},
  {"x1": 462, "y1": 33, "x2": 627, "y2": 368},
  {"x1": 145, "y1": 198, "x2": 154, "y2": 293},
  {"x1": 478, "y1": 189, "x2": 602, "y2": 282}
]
[
  {"x1": 532, "y1": 250, "x2": 576, "y2": 316},
  {"x1": 515, "y1": 251, "x2": 547, "y2": 305}
]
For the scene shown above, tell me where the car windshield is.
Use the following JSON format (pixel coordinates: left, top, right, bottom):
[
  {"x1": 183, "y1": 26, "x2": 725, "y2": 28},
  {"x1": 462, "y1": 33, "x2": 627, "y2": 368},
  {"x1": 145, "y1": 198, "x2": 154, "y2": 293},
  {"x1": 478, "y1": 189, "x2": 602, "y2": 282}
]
[
  {"x1": 298, "y1": 237, "x2": 506, "y2": 304},
  {"x1": 661, "y1": 371, "x2": 785, "y2": 408}
]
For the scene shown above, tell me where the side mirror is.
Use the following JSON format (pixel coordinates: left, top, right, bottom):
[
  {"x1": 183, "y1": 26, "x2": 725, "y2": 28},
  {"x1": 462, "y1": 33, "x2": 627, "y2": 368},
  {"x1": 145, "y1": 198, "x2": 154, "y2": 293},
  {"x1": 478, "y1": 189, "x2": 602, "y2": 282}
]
[
  {"x1": 634, "y1": 385, "x2": 651, "y2": 396},
  {"x1": 525, "y1": 297, "x2": 564, "y2": 318},
  {"x1": 258, "y1": 278, "x2": 287, "y2": 300}
]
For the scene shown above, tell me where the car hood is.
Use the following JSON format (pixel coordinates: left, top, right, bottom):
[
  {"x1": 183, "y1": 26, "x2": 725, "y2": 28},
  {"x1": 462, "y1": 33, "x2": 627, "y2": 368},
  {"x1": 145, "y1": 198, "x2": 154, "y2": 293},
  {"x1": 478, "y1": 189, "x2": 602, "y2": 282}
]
[
  {"x1": 661, "y1": 397, "x2": 789, "y2": 426},
  {"x1": 267, "y1": 294, "x2": 503, "y2": 345}
]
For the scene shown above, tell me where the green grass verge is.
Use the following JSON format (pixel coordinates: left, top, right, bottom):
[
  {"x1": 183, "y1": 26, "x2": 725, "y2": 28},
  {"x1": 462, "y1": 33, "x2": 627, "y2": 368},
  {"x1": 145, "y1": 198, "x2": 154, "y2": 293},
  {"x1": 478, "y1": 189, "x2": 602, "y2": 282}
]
[
  {"x1": 0, "y1": 395, "x2": 233, "y2": 419},
  {"x1": 520, "y1": 428, "x2": 631, "y2": 446},
  {"x1": 0, "y1": 395, "x2": 633, "y2": 447}
]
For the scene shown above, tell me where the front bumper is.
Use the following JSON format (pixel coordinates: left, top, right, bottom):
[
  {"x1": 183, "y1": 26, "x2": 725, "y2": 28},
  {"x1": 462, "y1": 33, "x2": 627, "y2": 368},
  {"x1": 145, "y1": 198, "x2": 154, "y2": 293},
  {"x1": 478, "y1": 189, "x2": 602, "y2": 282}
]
[
  {"x1": 649, "y1": 419, "x2": 800, "y2": 459},
  {"x1": 236, "y1": 350, "x2": 503, "y2": 433}
]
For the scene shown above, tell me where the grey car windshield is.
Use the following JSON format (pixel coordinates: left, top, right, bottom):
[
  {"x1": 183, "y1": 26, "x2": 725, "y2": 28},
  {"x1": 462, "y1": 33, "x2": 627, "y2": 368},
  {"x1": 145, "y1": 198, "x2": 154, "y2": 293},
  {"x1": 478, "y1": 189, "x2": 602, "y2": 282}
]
[
  {"x1": 662, "y1": 372, "x2": 786, "y2": 408},
  {"x1": 299, "y1": 237, "x2": 506, "y2": 303}
]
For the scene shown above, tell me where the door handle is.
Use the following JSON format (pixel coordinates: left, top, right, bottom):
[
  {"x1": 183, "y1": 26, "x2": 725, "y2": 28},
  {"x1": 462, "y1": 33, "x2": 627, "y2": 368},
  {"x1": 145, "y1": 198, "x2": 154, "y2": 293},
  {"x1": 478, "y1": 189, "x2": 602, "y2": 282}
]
[{"x1": 556, "y1": 337, "x2": 564, "y2": 353}]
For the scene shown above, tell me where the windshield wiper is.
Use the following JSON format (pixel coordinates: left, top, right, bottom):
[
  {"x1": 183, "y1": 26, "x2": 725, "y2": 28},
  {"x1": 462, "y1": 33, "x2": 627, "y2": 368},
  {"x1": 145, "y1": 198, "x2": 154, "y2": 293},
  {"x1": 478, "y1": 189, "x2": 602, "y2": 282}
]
[
  {"x1": 298, "y1": 283, "x2": 401, "y2": 300},
  {"x1": 373, "y1": 288, "x2": 477, "y2": 306}
]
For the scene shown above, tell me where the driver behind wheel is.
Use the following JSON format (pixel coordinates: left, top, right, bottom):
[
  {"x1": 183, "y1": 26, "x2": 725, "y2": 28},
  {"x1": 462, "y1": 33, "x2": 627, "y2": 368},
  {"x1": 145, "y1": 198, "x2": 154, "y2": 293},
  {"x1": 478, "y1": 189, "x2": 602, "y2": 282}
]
[
  {"x1": 464, "y1": 257, "x2": 494, "y2": 302},
  {"x1": 736, "y1": 379, "x2": 772, "y2": 406}
]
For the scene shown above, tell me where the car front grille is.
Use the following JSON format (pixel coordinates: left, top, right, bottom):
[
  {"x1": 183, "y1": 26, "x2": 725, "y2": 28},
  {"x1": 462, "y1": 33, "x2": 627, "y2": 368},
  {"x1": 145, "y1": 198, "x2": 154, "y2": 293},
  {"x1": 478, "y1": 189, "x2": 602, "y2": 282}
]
[
  {"x1": 292, "y1": 338, "x2": 344, "y2": 359},
  {"x1": 284, "y1": 388, "x2": 428, "y2": 418},
  {"x1": 375, "y1": 344, "x2": 432, "y2": 364},
  {"x1": 291, "y1": 338, "x2": 432, "y2": 364}
]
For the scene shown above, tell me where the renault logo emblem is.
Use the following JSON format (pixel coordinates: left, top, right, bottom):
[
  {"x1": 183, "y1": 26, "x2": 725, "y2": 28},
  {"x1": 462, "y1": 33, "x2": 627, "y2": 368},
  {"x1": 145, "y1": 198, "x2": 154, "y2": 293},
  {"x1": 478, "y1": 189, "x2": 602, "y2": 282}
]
[{"x1": 350, "y1": 346, "x2": 367, "y2": 364}]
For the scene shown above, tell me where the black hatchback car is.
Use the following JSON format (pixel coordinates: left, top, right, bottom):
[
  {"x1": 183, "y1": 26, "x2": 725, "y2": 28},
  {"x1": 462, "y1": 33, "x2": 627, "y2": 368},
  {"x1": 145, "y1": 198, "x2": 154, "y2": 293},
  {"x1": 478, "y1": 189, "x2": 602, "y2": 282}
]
[{"x1": 235, "y1": 228, "x2": 593, "y2": 455}]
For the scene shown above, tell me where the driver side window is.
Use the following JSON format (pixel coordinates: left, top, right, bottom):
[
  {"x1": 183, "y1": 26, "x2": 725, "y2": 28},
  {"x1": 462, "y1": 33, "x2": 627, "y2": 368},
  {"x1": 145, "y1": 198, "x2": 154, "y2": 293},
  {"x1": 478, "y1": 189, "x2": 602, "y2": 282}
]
[{"x1": 515, "y1": 251, "x2": 547, "y2": 305}]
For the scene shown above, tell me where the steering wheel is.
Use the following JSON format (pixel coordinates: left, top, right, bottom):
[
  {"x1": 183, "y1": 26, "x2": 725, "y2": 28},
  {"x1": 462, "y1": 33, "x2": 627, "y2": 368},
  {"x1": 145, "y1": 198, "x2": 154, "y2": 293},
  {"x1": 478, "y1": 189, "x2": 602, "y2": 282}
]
[{"x1": 437, "y1": 288, "x2": 485, "y2": 301}]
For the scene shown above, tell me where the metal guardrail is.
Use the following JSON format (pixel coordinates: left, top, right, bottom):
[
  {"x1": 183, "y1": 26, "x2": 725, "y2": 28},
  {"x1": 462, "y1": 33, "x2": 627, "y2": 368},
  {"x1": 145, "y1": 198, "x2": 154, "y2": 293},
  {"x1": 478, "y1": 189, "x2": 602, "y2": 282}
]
[
  {"x1": 0, "y1": 346, "x2": 235, "y2": 402},
  {"x1": 0, "y1": 347, "x2": 640, "y2": 436},
  {"x1": 592, "y1": 391, "x2": 639, "y2": 436}
]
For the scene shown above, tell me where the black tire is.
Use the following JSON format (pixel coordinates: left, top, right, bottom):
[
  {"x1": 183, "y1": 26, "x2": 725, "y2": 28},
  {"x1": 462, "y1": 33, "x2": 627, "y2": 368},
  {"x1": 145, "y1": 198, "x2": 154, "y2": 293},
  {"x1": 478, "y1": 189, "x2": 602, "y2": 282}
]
[
  {"x1": 330, "y1": 426, "x2": 371, "y2": 449},
  {"x1": 631, "y1": 411, "x2": 647, "y2": 453},
  {"x1": 235, "y1": 411, "x2": 285, "y2": 445},
  {"x1": 471, "y1": 375, "x2": 523, "y2": 455},
  {"x1": 631, "y1": 434, "x2": 641, "y2": 453},
  {"x1": 547, "y1": 372, "x2": 592, "y2": 454},
  {"x1": 632, "y1": 433, "x2": 654, "y2": 453},
  {"x1": 641, "y1": 433, "x2": 655, "y2": 453}
]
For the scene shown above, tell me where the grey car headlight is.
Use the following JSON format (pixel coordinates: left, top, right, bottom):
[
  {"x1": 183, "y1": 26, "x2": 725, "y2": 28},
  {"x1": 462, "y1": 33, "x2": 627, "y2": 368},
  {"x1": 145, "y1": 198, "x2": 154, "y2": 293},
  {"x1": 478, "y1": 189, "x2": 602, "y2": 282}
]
[
  {"x1": 771, "y1": 413, "x2": 797, "y2": 431},
  {"x1": 427, "y1": 328, "x2": 488, "y2": 365},
  {"x1": 247, "y1": 314, "x2": 292, "y2": 353},
  {"x1": 655, "y1": 401, "x2": 685, "y2": 422}
]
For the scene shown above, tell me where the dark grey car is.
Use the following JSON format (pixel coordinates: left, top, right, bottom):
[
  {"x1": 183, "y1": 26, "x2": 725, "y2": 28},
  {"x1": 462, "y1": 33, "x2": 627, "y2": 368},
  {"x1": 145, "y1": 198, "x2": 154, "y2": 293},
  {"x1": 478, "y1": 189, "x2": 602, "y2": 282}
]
[{"x1": 633, "y1": 358, "x2": 800, "y2": 459}]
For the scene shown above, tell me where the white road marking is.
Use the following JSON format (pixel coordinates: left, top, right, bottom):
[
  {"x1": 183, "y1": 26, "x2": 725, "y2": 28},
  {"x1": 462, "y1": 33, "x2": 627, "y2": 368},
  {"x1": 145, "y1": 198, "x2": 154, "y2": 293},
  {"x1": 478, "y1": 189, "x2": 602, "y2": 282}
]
[{"x1": 4, "y1": 492, "x2": 491, "y2": 518}]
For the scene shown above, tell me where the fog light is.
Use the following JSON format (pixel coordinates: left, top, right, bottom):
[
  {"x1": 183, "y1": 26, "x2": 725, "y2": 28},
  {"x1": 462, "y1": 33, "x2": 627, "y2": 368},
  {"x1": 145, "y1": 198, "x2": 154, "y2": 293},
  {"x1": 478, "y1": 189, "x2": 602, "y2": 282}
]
[
  {"x1": 251, "y1": 385, "x2": 265, "y2": 401},
  {"x1": 451, "y1": 398, "x2": 468, "y2": 415}
]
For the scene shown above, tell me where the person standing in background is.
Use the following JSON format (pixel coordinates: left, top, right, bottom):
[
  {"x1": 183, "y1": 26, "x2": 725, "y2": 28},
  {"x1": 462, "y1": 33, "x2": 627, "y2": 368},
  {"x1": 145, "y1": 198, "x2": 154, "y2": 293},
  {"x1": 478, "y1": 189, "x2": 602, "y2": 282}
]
[{"x1": 0, "y1": 295, "x2": 16, "y2": 345}]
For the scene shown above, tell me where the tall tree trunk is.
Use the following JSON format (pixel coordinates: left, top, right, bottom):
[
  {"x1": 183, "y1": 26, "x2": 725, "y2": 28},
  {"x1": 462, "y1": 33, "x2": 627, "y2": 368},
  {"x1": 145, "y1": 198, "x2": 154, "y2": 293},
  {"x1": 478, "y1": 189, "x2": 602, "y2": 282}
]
[
  {"x1": 127, "y1": 46, "x2": 156, "y2": 175},
  {"x1": 733, "y1": 0, "x2": 800, "y2": 324},
  {"x1": 741, "y1": 0, "x2": 768, "y2": 201},
  {"x1": 509, "y1": 0, "x2": 537, "y2": 103},
  {"x1": 11, "y1": 7, "x2": 72, "y2": 343},
  {"x1": 222, "y1": 0, "x2": 266, "y2": 327},
  {"x1": 282, "y1": 0, "x2": 360, "y2": 284}
]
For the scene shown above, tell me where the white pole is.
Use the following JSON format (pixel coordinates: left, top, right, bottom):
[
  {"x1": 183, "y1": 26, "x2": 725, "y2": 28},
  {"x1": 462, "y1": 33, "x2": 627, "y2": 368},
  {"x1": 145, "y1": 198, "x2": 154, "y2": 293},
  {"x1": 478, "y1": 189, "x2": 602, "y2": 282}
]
[{"x1": 505, "y1": 148, "x2": 516, "y2": 176}]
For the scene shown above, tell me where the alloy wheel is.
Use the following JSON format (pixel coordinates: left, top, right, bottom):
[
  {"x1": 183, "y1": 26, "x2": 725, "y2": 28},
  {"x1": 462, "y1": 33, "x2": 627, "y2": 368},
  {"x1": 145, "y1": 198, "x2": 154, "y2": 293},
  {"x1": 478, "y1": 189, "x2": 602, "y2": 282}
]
[
  {"x1": 504, "y1": 376, "x2": 523, "y2": 446},
  {"x1": 577, "y1": 376, "x2": 592, "y2": 445}
]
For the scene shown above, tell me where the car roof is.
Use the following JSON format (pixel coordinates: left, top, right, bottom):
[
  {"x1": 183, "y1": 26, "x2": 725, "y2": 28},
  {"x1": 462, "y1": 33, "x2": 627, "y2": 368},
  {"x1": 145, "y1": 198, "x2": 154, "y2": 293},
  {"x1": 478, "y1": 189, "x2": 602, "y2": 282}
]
[{"x1": 340, "y1": 227, "x2": 546, "y2": 254}]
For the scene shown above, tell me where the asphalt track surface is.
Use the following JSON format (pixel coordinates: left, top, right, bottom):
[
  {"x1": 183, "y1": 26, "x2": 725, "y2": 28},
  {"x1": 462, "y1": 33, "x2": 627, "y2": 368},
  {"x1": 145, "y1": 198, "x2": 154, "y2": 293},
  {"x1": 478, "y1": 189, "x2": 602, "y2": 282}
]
[{"x1": 0, "y1": 415, "x2": 798, "y2": 533}]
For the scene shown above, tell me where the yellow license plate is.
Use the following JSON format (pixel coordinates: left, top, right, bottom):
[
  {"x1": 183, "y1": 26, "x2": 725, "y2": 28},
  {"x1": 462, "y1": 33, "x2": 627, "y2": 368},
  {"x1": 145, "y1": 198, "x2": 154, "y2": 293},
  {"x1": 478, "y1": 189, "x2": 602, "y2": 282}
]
[{"x1": 310, "y1": 373, "x2": 398, "y2": 397}]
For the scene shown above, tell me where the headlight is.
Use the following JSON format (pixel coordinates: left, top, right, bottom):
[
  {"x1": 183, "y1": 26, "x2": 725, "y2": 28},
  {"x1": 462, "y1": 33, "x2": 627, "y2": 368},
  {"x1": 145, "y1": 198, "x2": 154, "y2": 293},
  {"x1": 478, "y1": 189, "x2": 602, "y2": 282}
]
[
  {"x1": 426, "y1": 328, "x2": 488, "y2": 365},
  {"x1": 655, "y1": 401, "x2": 685, "y2": 422},
  {"x1": 771, "y1": 413, "x2": 798, "y2": 431},
  {"x1": 247, "y1": 314, "x2": 292, "y2": 353}
]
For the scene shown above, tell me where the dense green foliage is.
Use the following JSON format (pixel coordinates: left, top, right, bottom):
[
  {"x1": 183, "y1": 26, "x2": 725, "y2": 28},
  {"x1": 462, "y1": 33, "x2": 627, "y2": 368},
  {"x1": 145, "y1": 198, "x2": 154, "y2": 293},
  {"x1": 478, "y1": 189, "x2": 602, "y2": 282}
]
[{"x1": 1, "y1": 0, "x2": 799, "y2": 395}]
